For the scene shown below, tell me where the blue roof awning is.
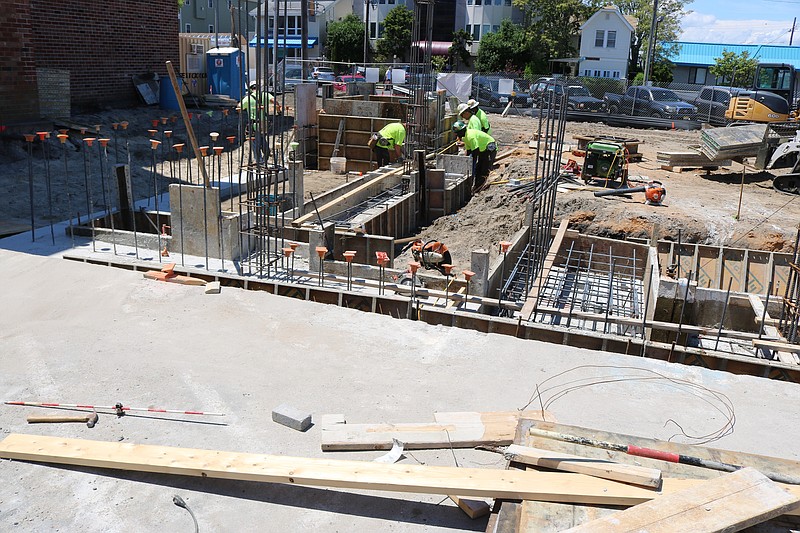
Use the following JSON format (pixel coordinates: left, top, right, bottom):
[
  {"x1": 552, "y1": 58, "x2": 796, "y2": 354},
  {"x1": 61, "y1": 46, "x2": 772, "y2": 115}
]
[
  {"x1": 248, "y1": 37, "x2": 318, "y2": 49},
  {"x1": 665, "y1": 41, "x2": 800, "y2": 69}
]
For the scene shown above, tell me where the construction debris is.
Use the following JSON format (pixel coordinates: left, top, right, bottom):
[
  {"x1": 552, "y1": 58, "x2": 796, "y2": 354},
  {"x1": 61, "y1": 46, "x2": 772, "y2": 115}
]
[{"x1": 272, "y1": 403, "x2": 312, "y2": 432}]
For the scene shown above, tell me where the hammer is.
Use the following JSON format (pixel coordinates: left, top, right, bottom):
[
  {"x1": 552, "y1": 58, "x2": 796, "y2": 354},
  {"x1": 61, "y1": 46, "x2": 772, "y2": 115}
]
[{"x1": 27, "y1": 412, "x2": 99, "y2": 428}]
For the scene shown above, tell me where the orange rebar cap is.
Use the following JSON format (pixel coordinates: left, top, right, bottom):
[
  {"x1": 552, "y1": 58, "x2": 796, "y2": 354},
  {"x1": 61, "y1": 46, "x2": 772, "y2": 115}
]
[
  {"x1": 199, "y1": 145, "x2": 209, "y2": 156},
  {"x1": 57, "y1": 134, "x2": 68, "y2": 143},
  {"x1": 164, "y1": 130, "x2": 173, "y2": 138},
  {"x1": 315, "y1": 246, "x2": 328, "y2": 258},
  {"x1": 289, "y1": 242, "x2": 299, "y2": 251},
  {"x1": 375, "y1": 251, "x2": 389, "y2": 265},
  {"x1": 213, "y1": 146, "x2": 224, "y2": 155},
  {"x1": 111, "y1": 123, "x2": 119, "y2": 130},
  {"x1": 462, "y1": 270, "x2": 475, "y2": 281},
  {"x1": 150, "y1": 139, "x2": 161, "y2": 150},
  {"x1": 343, "y1": 251, "x2": 357, "y2": 263},
  {"x1": 99, "y1": 138, "x2": 110, "y2": 147},
  {"x1": 148, "y1": 129, "x2": 158, "y2": 137},
  {"x1": 499, "y1": 241, "x2": 512, "y2": 253},
  {"x1": 227, "y1": 135, "x2": 236, "y2": 144},
  {"x1": 151, "y1": 119, "x2": 160, "y2": 128},
  {"x1": 441, "y1": 263, "x2": 454, "y2": 275},
  {"x1": 282, "y1": 247, "x2": 293, "y2": 257},
  {"x1": 24, "y1": 133, "x2": 35, "y2": 142},
  {"x1": 36, "y1": 131, "x2": 48, "y2": 140},
  {"x1": 120, "y1": 121, "x2": 129, "y2": 130},
  {"x1": 173, "y1": 143, "x2": 185, "y2": 152},
  {"x1": 408, "y1": 261, "x2": 420, "y2": 274},
  {"x1": 84, "y1": 137, "x2": 96, "y2": 147}
]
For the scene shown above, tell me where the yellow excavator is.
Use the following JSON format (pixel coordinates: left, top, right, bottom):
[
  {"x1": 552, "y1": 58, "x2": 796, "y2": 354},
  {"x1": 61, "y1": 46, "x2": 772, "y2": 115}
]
[{"x1": 726, "y1": 63, "x2": 797, "y2": 123}]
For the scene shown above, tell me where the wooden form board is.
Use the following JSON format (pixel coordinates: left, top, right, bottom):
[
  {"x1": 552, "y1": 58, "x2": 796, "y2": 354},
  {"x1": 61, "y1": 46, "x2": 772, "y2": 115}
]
[
  {"x1": 320, "y1": 411, "x2": 553, "y2": 451},
  {"x1": 748, "y1": 293, "x2": 800, "y2": 365},
  {"x1": 504, "y1": 444, "x2": 662, "y2": 488},
  {"x1": 562, "y1": 468, "x2": 800, "y2": 533}
]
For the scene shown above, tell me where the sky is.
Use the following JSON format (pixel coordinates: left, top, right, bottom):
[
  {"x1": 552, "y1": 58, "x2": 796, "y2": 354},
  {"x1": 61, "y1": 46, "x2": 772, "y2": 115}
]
[{"x1": 680, "y1": 0, "x2": 800, "y2": 44}]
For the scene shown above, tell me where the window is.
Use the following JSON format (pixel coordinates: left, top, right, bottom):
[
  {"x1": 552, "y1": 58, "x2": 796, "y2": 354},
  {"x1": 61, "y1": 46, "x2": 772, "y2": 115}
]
[
  {"x1": 185, "y1": 0, "x2": 190, "y2": 4},
  {"x1": 185, "y1": 23, "x2": 191, "y2": 32},
  {"x1": 495, "y1": 0, "x2": 502, "y2": 4},
  {"x1": 594, "y1": 70, "x2": 601, "y2": 77},
  {"x1": 603, "y1": 70, "x2": 610, "y2": 78},
  {"x1": 492, "y1": 25, "x2": 499, "y2": 32},
  {"x1": 612, "y1": 71, "x2": 620, "y2": 78},
  {"x1": 388, "y1": 0, "x2": 395, "y2": 4},
  {"x1": 689, "y1": 67, "x2": 707, "y2": 84},
  {"x1": 504, "y1": 0, "x2": 511, "y2": 5},
  {"x1": 472, "y1": 25, "x2": 481, "y2": 41},
  {"x1": 378, "y1": 22, "x2": 384, "y2": 37},
  {"x1": 475, "y1": 0, "x2": 481, "y2": 5},
  {"x1": 583, "y1": 69, "x2": 590, "y2": 76},
  {"x1": 467, "y1": 0, "x2": 472, "y2": 4},
  {"x1": 483, "y1": 24, "x2": 490, "y2": 36},
  {"x1": 209, "y1": 24, "x2": 214, "y2": 32},
  {"x1": 370, "y1": 22, "x2": 377, "y2": 39},
  {"x1": 595, "y1": 30, "x2": 604, "y2": 47},
  {"x1": 208, "y1": 0, "x2": 213, "y2": 7},
  {"x1": 606, "y1": 30, "x2": 616, "y2": 48}
]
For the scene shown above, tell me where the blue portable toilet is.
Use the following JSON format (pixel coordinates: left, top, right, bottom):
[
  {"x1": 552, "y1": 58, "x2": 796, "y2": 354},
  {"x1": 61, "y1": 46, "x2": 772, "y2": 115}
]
[{"x1": 206, "y1": 47, "x2": 244, "y2": 100}]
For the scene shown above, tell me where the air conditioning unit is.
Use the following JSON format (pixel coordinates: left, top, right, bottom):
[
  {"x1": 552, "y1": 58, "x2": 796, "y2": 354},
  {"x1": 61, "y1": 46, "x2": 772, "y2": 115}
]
[
  {"x1": 191, "y1": 43, "x2": 205, "y2": 55},
  {"x1": 186, "y1": 54, "x2": 203, "y2": 73}
]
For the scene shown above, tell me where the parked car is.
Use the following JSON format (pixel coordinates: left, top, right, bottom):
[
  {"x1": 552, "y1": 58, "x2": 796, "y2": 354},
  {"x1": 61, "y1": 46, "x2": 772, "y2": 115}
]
[
  {"x1": 534, "y1": 80, "x2": 605, "y2": 112},
  {"x1": 333, "y1": 74, "x2": 366, "y2": 92},
  {"x1": 692, "y1": 86, "x2": 745, "y2": 125},
  {"x1": 311, "y1": 66, "x2": 335, "y2": 82},
  {"x1": 529, "y1": 76, "x2": 557, "y2": 105},
  {"x1": 604, "y1": 86, "x2": 697, "y2": 119},
  {"x1": 473, "y1": 75, "x2": 532, "y2": 109}
]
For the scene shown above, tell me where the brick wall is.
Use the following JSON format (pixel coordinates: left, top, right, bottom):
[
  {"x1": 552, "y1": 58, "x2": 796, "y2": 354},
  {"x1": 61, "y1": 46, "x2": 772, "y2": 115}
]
[
  {"x1": 30, "y1": 0, "x2": 180, "y2": 112},
  {"x1": 0, "y1": 1, "x2": 40, "y2": 124}
]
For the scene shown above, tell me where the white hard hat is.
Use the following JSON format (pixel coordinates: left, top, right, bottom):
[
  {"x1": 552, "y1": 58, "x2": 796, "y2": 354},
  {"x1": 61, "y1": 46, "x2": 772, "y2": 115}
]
[
  {"x1": 248, "y1": 81, "x2": 259, "y2": 90},
  {"x1": 457, "y1": 103, "x2": 470, "y2": 115},
  {"x1": 467, "y1": 99, "x2": 479, "y2": 109}
]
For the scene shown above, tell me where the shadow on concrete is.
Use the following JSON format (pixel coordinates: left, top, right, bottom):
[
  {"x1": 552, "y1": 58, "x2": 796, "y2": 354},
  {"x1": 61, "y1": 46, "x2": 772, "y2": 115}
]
[{"x1": 39, "y1": 463, "x2": 488, "y2": 530}]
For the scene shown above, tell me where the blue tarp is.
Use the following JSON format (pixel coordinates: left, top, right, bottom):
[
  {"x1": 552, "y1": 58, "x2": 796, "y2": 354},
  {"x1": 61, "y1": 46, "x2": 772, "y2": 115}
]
[{"x1": 248, "y1": 37, "x2": 318, "y2": 48}]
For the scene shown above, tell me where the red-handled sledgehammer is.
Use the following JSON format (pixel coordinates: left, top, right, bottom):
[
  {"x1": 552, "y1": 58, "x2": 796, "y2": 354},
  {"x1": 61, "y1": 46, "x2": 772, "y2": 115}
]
[
  {"x1": 529, "y1": 426, "x2": 800, "y2": 485},
  {"x1": 594, "y1": 180, "x2": 666, "y2": 205}
]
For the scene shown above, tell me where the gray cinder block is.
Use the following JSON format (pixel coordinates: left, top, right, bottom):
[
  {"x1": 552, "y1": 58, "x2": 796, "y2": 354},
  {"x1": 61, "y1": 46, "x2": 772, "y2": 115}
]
[{"x1": 272, "y1": 404, "x2": 312, "y2": 432}]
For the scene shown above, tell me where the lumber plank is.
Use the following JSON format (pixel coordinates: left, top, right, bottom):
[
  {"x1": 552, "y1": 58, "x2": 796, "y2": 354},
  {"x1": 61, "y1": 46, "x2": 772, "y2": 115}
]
[
  {"x1": 2, "y1": 434, "x2": 800, "y2": 511},
  {"x1": 562, "y1": 468, "x2": 800, "y2": 533},
  {"x1": 521, "y1": 220, "x2": 569, "y2": 320},
  {"x1": 748, "y1": 294, "x2": 798, "y2": 365},
  {"x1": 320, "y1": 411, "x2": 550, "y2": 451},
  {"x1": 504, "y1": 444, "x2": 662, "y2": 488}
]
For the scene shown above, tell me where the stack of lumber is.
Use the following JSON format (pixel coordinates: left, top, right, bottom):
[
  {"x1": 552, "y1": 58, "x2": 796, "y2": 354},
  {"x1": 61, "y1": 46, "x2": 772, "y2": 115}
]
[
  {"x1": 699, "y1": 124, "x2": 768, "y2": 160},
  {"x1": 656, "y1": 149, "x2": 731, "y2": 170},
  {"x1": 2, "y1": 413, "x2": 800, "y2": 531}
]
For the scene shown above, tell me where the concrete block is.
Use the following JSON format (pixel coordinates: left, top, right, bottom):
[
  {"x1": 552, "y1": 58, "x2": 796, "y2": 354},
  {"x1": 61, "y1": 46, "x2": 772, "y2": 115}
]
[
  {"x1": 205, "y1": 281, "x2": 221, "y2": 294},
  {"x1": 272, "y1": 403, "x2": 312, "y2": 432},
  {"x1": 470, "y1": 249, "x2": 490, "y2": 297}
]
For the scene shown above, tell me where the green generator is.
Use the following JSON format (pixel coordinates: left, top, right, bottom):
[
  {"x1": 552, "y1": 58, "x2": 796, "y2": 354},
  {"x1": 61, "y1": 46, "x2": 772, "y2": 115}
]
[{"x1": 582, "y1": 141, "x2": 628, "y2": 188}]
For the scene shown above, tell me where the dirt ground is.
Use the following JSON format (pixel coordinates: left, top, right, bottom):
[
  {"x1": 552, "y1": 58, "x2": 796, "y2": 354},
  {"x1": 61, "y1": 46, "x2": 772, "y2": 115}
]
[{"x1": 2, "y1": 105, "x2": 798, "y2": 272}]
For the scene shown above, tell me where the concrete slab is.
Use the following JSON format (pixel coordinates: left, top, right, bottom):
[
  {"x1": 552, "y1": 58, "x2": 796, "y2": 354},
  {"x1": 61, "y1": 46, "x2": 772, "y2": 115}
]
[{"x1": 1, "y1": 249, "x2": 800, "y2": 531}]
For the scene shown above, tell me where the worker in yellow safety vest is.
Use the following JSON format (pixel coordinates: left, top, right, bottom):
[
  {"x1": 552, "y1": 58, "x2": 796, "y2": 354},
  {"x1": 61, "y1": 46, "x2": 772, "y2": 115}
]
[
  {"x1": 370, "y1": 122, "x2": 406, "y2": 167},
  {"x1": 237, "y1": 81, "x2": 282, "y2": 164},
  {"x1": 452, "y1": 120, "x2": 497, "y2": 189},
  {"x1": 467, "y1": 98, "x2": 491, "y2": 135},
  {"x1": 457, "y1": 102, "x2": 483, "y2": 132}
]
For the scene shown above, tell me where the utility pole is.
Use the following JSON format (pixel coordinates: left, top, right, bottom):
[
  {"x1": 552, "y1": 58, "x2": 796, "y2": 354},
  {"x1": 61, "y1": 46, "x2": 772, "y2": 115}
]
[
  {"x1": 791, "y1": 17, "x2": 796, "y2": 46},
  {"x1": 642, "y1": 0, "x2": 659, "y2": 85},
  {"x1": 301, "y1": 0, "x2": 309, "y2": 80},
  {"x1": 363, "y1": 0, "x2": 370, "y2": 66}
]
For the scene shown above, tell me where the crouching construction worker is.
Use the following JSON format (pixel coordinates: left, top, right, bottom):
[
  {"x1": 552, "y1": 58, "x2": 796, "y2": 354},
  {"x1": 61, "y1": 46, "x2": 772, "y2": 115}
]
[
  {"x1": 467, "y1": 98, "x2": 491, "y2": 135},
  {"x1": 452, "y1": 120, "x2": 497, "y2": 190},
  {"x1": 370, "y1": 121, "x2": 406, "y2": 167}
]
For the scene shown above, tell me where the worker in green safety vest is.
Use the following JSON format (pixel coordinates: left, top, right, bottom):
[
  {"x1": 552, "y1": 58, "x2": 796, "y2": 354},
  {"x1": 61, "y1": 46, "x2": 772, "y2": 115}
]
[
  {"x1": 370, "y1": 122, "x2": 406, "y2": 167},
  {"x1": 457, "y1": 102, "x2": 483, "y2": 132},
  {"x1": 453, "y1": 120, "x2": 497, "y2": 189},
  {"x1": 467, "y1": 98, "x2": 491, "y2": 135},
  {"x1": 237, "y1": 81, "x2": 282, "y2": 164}
]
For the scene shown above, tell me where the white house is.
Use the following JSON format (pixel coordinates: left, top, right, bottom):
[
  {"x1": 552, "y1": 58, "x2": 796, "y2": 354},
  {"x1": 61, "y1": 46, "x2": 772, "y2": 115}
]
[
  {"x1": 578, "y1": 6, "x2": 635, "y2": 79},
  {"x1": 457, "y1": 0, "x2": 522, "y2": 56},
  {"x1": 248, "y1": 1, "x2": 334, "y2": 60}
]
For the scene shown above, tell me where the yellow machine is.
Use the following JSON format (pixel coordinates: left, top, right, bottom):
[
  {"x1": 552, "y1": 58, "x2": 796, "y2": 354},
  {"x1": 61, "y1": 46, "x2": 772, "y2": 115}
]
[{"x1": 726, "y1": 64, "x2": 796, "y2": 123}]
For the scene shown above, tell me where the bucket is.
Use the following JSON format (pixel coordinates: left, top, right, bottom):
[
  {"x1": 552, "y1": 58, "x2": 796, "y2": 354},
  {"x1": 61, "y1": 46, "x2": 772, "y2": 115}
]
[
  {"x1": 330, "y1": 156, "x2": 347, "y2": 174},
  {"x1": 159, "y1": 78, "x2": 184, "y2": 111}
]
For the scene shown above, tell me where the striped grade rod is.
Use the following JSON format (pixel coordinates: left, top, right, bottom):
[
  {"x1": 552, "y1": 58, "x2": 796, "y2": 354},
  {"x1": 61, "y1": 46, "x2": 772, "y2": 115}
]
[{"x1": 5, "y1": 401, "x2": 224, "y2": 417}]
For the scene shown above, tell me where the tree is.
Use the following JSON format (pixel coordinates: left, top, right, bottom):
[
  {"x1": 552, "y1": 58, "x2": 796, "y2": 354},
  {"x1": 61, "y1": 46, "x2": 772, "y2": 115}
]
[
  {"x1": 611, "y1": 0, "x2": 690, "y2": 77},
  {"x1": 376, "y1": 6, "x2": 413, "y2": 62},
  {"x1": 514, "y1": 0, "x2": 593, "y2": 67},
  {"x1": 448, "y1": 29, "x2": 473, "y2": 70},
  {"x1": 709, "y1": 50, "x2": 758, "y2": 87},
  {"x1": 476, "y1": 20, "x2": 536, "y2": 72},
  {"x1": 325, "y1": 14, "x2": 366, "y2": 64}
]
